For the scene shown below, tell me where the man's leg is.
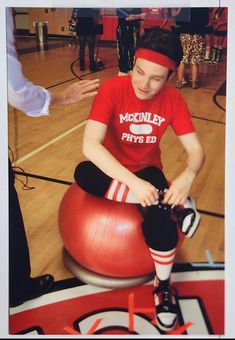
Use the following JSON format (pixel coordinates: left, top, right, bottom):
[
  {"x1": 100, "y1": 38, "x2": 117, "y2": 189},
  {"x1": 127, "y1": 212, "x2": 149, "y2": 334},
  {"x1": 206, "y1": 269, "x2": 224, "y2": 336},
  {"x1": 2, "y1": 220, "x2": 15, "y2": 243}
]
[
  {"x1": 78, "y1": 35, "x2": 86, "y2": 70},
  {"x1": 75, "y1": 162, "x2": 179, "y2": 331},
  {"x1": 140, "y1": 204, "x2": 179, "y2": 332},
  {"x1": 9, "y1": 160, "x2": 54, "y2": 307},
  {"x1": 9, "y1": 159, "x2": 31, "y2": 303}
]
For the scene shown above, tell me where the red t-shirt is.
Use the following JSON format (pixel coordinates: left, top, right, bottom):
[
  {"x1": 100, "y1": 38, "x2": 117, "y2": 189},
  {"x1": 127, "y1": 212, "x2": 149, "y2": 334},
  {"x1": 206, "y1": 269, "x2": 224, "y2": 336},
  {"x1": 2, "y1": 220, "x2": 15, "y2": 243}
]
[
  {"x1": 88, "y1": 76, "x2": 195, "y2": 172},
  {"x1": 143, "y1": 8, "x2": 172, "y2": 31},
  {"x1": 213, "y1": 7, "x2": 227, "y2": 32}
]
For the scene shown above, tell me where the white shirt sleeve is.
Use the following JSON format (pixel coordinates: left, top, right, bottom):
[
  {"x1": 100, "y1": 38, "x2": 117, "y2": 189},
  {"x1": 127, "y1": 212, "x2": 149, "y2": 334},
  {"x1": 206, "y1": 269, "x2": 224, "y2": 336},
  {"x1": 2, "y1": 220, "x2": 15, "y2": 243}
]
[{"x1": 7, "y1": 8, "x2": 51, "y2": 116}]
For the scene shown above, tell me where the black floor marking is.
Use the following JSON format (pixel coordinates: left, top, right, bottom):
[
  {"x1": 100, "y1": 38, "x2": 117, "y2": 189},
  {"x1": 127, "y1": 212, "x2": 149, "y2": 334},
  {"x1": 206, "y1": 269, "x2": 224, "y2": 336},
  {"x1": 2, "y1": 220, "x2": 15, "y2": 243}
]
[
  {"x1": 213, "y1": 80, "x2": 226, "y2": 112},
  {"x1": 192, "y1": 114, "x2": 225, "y2": 125},
  {"x1": 14, "y1": 170, "x2": 72, "y2": 186},
  {"x1": 14, "y1": 170, "x2": 224, "y2": 219}
]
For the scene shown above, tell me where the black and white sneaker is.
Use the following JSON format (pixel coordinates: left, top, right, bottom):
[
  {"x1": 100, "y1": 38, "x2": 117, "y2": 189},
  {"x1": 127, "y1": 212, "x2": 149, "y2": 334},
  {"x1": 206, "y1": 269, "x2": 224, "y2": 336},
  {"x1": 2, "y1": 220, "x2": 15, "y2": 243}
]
[
  {"x1": 153, "y1": 278, "x2": 178, "y2": 332},
  {"x1": 174, "y1": 197, "x2": 201, "y2": 238}
]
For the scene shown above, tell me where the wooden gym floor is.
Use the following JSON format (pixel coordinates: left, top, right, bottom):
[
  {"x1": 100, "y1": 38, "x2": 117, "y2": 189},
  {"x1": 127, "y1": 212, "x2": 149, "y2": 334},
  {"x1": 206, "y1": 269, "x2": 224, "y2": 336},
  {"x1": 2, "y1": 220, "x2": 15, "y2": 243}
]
[{"x1": 8, "y1": 37, "x2": 226, "y2": 281}]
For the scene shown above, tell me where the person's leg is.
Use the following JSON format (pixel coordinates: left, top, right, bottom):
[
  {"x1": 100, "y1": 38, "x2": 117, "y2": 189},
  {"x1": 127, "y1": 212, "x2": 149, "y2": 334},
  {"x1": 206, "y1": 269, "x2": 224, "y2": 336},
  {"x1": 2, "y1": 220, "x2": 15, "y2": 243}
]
[
  {"x1": 94, "y1": 26, "x2": 105, "y2": 70},
  {"x1": 205, "y1": 34, "x2": 210, "y2": 61},
  {"x1": 215, "y1": 34, "x2": 226, "y2": 63},
  {"x1": 75, "y1": 162, "x2": 178, "y2": 330},
  {"x1": 78, "y1": 34, "x2": 86, "y2": 70},
  {"x1": 75, "y1": 162, "x2": 200, "y2": 238},
  {"x1": 134, "y1": 166, "x2": 201, "y2": 239},
  {"x1": 176, "y1": 62, "x2": 186, "y2": 88},
  {"x1": 94, "y1": 34, "x2": 100, "y2": 62},
  {"x1": 191, "y1": 64, "x2": 199, "y2": 88},
  {"x1": 74, "y1": 161, "x2": 112, "y2": 196},
  {"x1": 9, "y1": 159, "x2": 31, "y2": 302},
  {"x1": 176, "y1": 34, "x2": 188, "y2": 88},
  {"x1": 9, "y1": 160, "x2": 54, "y2": 307},
  {"x1": 116, "y1": 23, "x2": 130, "y2": 75},
  {"x1": 190, "y1": 34, "x2": 204, "y2": 89},
  {"x1": 126, "y1": 23, "x2": 140, "y2": 72},
  {"x1": 87, "y1": 34, "x2": 97, "y2": 71},
  {"x1": 139, "y1": 194, "x2": 179, "y2": 331},
  {"x1": 204, "y1": 27, "x2": 213, "y2": 62},
  {"x1": 211, "y1": 35, "x2": 218, "y2": 63}
]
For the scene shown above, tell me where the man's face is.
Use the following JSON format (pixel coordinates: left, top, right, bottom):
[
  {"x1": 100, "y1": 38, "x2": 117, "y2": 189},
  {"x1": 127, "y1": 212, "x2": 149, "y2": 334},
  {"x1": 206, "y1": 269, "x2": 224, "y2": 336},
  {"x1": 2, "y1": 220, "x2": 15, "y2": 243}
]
[{"x1": 131, "y1": 58, "x2": 169, "y2": 100}]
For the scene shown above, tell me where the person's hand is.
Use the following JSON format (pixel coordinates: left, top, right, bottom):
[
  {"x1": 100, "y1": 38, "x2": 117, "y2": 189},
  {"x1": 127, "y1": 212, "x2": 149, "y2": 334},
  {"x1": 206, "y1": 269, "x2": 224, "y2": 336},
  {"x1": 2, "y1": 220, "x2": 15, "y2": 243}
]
[
  {"x1": 140, "y1": 12, "x2": 147, "y2": 20},
  {"x1": 126, "y1": 13, "x2": 147, "y2": 21},
  {"x1": 128, "y1": 177, "x2": 159, "y2": 207},
  {"x1": 162, "y1": 170, "x2": 195, "y2": 206},
  {"x1": 51, "y1": 79, "x2": 100, "y2": 105},
  {"x1": 126, "y1": 14, "x2": 137, "y2": 21}
]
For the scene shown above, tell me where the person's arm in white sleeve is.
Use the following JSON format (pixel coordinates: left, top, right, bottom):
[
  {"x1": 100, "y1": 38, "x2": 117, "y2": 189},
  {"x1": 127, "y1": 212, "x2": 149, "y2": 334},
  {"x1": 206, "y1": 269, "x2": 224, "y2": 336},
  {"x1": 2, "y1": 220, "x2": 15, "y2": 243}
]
[
  {"x1": 7, "y1": 8, "x2": 99, "y2": 117},
  {"x1": 7, "y1": 8, "x2": 51, "y2": 116}
]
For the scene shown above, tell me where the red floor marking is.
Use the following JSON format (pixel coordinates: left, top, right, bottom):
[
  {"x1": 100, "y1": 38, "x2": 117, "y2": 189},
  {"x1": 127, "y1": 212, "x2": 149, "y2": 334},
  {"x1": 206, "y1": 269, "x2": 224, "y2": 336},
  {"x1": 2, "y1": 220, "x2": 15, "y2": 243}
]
[
  {"x1": 167, "y1": 322, "x2": 193, "y2": 335},
  {"x1": 63, "y1": 326, "x2": 80, "y2": 335},
  {"x1": 87, "y1": 318, "x2": 103, "y2": 335}
]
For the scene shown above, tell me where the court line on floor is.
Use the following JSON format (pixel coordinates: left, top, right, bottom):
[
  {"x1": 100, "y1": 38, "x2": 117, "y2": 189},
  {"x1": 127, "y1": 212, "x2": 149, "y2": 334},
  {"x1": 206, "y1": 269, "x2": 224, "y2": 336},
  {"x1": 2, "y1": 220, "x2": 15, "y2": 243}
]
[
  {"x1": 14, "y1": 120, "x2": 87, "y2": 165},
  {"x1": 13, "y1": 63, "x2": 118, "y2": 166},
  {"x1": 13, "y1": 113, "x2": 225, "y2": 166}
]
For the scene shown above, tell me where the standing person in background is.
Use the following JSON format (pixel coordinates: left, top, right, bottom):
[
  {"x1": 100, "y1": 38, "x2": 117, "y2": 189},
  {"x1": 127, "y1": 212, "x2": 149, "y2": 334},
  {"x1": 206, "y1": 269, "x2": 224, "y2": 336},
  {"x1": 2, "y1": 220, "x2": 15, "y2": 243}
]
[
  {"x1": 167, "y1": 8, "x2": 182, "y2": 34},
  {"x1": 7, "y1": 7, "x2": 99, "y2": 307},
  {"x1": 74, "y1": 27, "x2": 204, "y2": 332},
  {"x1": 176, "y1": 7, "x2": 209, "y2": 89},
  {"x1": 116, "y1": 8, "x2": 146, "y2": 76},
  {"x1": 72, "y1": 8, "x2": 98, "y2": 72},
  {"x1": 204, "y1": 7, "x2": 216, "y2": 62},
  {"x1": 211, "y1": 7, "x2": 228, "y2": 64},
  {"x1": 139, "y1": 7, "x2": 172, "y2": 36},
  {"x1": 93, "y1": 8, "x2": 105, "y2": 70}
]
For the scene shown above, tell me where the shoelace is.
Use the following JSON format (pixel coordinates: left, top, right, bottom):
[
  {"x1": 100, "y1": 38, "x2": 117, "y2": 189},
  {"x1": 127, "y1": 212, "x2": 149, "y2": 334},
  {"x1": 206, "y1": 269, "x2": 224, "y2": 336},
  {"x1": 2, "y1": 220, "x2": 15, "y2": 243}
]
[{"x1": 153, "y1": 282, "x2": 178, "y2": 306}]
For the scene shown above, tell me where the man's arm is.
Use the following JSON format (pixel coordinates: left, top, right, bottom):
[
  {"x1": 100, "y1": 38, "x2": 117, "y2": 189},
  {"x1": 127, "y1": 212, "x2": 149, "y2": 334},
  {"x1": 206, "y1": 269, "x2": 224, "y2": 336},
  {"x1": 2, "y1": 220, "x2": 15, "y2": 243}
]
[
  {"x1": 7, "y1": 7, "x2": 99, "y2": 116},
  {"x1": 163, "y1": 132, "x2": 205, "y2": 206},
  {"x1": 7, "y1": 53, "x2": 99, "y2": 116}
]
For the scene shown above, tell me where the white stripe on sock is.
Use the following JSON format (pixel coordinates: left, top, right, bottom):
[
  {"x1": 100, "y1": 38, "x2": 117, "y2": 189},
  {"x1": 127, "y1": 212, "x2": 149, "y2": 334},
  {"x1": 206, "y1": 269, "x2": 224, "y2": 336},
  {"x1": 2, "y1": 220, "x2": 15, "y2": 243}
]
[
  {"x1": 105, "y1": 179, "x2": 118, "y2": 200},
  {"x1": 106, "y1": 180, "x2": 139, "y2": 203},
  {"x1": 149, "y1": 248, "x2": 176, "y2": 281},
  {"x1": 150, "y1": 248, "x2": 176, "y2": 257},
  {"x1": 125, "y1": 190, "x2": 139, "y2": 203}
]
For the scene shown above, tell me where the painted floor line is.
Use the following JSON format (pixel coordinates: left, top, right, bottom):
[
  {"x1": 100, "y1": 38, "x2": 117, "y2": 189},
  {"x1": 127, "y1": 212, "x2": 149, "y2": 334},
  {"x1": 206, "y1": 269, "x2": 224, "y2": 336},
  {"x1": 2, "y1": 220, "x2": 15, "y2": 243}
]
[{"x1": 14, "y1": 120, "x2": 87, "y2": 165}]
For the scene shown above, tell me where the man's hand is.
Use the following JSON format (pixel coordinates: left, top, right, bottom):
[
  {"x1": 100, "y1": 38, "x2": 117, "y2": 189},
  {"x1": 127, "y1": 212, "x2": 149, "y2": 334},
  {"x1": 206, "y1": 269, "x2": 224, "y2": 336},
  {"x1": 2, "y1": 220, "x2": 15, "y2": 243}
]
[
  {"x1": 128, "y1": 177, "x2": 159, "y2": 207},
  {"x1": 163, "y1": 170, "x2": 196, "y2": 206},
  {"x1": 51, "y1": 79, "x2": 100, "y2": 105}
]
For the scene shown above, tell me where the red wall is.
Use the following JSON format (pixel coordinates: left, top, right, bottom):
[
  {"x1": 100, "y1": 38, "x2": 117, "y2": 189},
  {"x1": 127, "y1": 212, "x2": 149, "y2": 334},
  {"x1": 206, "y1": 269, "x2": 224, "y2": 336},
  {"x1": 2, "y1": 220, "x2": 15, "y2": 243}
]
[{"x1": 100, "y1": 16, "x2": 118, "y2": 41}]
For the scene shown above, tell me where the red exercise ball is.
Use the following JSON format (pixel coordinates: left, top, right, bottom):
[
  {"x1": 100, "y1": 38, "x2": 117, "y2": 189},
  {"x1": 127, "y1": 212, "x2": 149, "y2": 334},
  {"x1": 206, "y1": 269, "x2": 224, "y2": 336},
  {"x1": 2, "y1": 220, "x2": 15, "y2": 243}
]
[{"x1": 58, "y1": 183, "x2": 184, "y2": 278}]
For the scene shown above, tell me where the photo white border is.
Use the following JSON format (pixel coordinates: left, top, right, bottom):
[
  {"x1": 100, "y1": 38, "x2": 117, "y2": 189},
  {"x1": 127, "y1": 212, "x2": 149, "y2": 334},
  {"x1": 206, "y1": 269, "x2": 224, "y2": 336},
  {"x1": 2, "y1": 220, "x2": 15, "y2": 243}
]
[{"x1": 0, "y1": 0, "x2": 234, "y2": 337}]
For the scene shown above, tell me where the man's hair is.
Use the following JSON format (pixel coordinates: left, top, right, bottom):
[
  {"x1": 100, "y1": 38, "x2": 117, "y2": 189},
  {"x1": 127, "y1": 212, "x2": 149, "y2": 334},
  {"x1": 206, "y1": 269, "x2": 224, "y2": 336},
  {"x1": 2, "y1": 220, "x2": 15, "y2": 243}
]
[{"x1": 136, "y1": 27, "x2": 183, "y2": 68}]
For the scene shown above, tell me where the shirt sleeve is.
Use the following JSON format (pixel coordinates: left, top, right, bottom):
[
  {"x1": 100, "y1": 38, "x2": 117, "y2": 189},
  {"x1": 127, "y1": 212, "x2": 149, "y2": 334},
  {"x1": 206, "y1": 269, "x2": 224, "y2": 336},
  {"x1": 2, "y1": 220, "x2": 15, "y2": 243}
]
[
  {"x1": 88, "y1": 78, "x2": 115, "y2": 124},
  {"x1": 7, "y1": 8, "x2": 51, "y2": 117}
]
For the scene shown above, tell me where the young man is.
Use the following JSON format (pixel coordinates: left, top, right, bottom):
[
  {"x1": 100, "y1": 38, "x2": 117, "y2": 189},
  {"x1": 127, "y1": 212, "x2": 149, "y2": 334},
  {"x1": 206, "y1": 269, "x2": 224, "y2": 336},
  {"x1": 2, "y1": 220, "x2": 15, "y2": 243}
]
[{"x1": 74, "y1": 28, "x2": 205, "y2": 331}]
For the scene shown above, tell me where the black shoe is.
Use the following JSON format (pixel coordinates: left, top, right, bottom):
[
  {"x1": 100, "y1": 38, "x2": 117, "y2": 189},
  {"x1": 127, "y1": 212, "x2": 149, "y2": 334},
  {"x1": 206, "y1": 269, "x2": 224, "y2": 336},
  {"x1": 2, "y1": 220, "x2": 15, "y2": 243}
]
[
  {"x1": 89, "y1": 64, "x2": 99, "y2": 72},
  {"x1": 10, "y1": 274, "x2": 54, "y2": 307},
  {"x1": 96, "y1": 60, "x2": 105, "y2": 70},
  {"x1": 153, "y1": 278, "x2": 178, "y2": 332},
  {"x1": 215, "y1": 49, "x2": 222, "y2": 63}
]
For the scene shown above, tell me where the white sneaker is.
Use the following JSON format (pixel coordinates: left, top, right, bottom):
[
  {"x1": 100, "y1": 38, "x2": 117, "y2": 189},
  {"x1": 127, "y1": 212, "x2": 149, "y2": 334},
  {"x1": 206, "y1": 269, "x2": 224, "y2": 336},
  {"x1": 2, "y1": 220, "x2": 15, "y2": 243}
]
[
  {"x1": 153, "y1": 278, "x2": 178, "y2": 332},
  {"x1": 174, "y1": 197, "x2": 201, "y2": 238}
]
